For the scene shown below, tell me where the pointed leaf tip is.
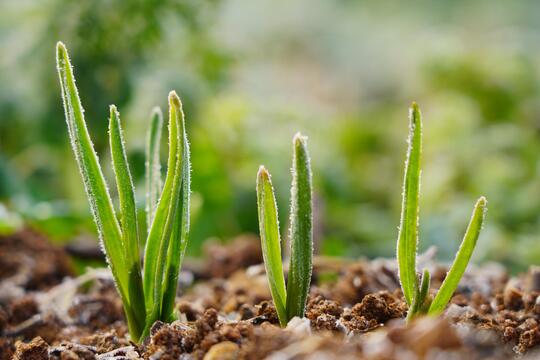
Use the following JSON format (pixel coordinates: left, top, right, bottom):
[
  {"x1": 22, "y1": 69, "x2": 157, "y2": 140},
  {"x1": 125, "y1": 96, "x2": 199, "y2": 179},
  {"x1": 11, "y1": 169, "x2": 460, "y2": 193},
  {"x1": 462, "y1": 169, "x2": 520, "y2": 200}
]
[
  {"x1": 410, "y1": 102, "x2": 421, "y2": 122},
  {"x1": 477, "y1": 196, "x2": 487, "y2": 207},
  {"x1": 293, "y1": 132, "x2": 307, "y2": 145},
  {"x1": 168, "y1": 91, "x2": 181, "y2": 108},
  {"x1": 56, "y1": 42, "x2": 70, "y2": 70},
  {"x1": 257, "y1": 166, "x2": 269, "y2": 180},
  {"x1": 475, "y1": 196, "x2": 488, "y2": 221},
  {"x1": 56, "y1": 42, "x2": 67, "y2": 57},
  {"x1": 151, "y1": 106, "x2": 162, "y2": 117}
]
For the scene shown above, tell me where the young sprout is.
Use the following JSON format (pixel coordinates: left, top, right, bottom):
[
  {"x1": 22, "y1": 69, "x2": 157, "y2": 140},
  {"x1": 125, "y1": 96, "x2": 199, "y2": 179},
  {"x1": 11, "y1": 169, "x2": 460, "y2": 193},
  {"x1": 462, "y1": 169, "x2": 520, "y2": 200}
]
[
  {"x1": 145, "y1": 107, "x2": 163, "y2": 231},
  {"x1": 256, "y1": 133, "x2": 313, "y2": 327},
  {"x1": 397, "y1": 103, "x2": 487, "y2": 320},
  {"x1": 56, "y1": 42, "x2": 190, "y2": 342}
]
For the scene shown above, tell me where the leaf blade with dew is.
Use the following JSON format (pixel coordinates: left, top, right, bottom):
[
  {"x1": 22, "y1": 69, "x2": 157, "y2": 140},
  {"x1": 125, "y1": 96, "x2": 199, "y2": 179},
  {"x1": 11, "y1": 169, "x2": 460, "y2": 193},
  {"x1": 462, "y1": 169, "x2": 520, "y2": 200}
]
[
  {"x1": 397, "y1": 103, "x2": 422, "y2": 305},
  {"x1": 108, "y1": 105, "x2": 146, "y2": 335},
  {"x1": 143, "y1": 94, "x2": 180, "y2": 311},
  {"x1": 160, "y1": 98, "x2": 191, "y2": 322},
  {"x1": 257, "y1": 166, "x2": 288, "y2": 326},
  {"x1": 142, "y1": 92, "x2": 184, "y2": 336},
  {"x1": 285, "y1": 133, "x2": 313, "y2": 321},
  {"x1": 56, "y1": 42, "x2": 140, "y2": 337},
  {"x1": 428, "y1": 197, "x2": 487, "y2": 316},
  {"x1": 145, "y1": 107, "x2": 163, "y2": 231}
]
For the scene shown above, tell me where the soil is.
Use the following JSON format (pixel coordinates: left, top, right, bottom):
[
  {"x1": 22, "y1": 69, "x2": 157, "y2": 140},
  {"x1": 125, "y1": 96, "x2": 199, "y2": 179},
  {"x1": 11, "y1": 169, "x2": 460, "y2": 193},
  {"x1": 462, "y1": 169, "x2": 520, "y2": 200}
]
[{"x1": 1, "y1": 229, "x2": 539, "y2": 359}]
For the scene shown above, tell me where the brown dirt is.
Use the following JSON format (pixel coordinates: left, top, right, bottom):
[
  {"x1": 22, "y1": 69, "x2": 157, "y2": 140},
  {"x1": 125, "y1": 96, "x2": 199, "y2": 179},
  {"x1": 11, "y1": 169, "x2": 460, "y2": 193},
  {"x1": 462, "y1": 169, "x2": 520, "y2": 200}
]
[
  {"x1": 203, "y1": 235, "x2": 263, "y2": 279},
  {"x1": 0, "y1": 229, "x2": 74, "y2": 292},
  {"x1": 1, "y1": 230, "x2": 540, "y2": 359}
]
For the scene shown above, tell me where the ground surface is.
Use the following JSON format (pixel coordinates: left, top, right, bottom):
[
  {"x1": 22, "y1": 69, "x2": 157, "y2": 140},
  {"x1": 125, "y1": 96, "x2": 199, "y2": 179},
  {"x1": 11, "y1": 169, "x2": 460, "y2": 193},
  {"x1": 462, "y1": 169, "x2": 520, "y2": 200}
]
[{"x1": 1, "y1": 230, "x2": 539, "y2": 359}]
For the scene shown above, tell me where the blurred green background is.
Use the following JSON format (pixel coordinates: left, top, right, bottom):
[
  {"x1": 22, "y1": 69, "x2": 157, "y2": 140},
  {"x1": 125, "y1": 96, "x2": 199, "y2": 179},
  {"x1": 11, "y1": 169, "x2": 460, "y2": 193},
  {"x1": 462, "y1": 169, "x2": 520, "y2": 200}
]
[{"x1": 1, "y1": 0, "x2": 540, "y2": 271}]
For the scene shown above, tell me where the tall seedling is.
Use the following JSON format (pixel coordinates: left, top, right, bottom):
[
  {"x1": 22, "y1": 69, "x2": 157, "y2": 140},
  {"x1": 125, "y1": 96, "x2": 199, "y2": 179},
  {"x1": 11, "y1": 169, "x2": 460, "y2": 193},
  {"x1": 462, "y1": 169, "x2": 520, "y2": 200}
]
[
  {"x1": 396, "y1": 103, "x2": 487, "y2": 320},
  {"x1": 57, "y1": 42, "x2": 190, "y2": 341},
  {"x1": 257, "y1": 133, "x2": 313, "y2": 326}
]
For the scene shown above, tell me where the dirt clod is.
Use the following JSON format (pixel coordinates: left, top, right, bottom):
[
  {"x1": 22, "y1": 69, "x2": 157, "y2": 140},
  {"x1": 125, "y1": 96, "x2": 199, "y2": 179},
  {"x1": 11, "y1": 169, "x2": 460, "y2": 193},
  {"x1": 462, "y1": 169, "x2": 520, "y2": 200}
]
[
  {"x1": 49, "y1": 343, "x2": 96, "y2": 360},
  {"x1": 9, "y1": 296, "x2": 39, "y2": 324},
  {"x1": 203, "y1": 341, "x2": 239, "y2": 360},
  {"x1": 504, "y1": 282, "x2": 524, "y2": 311},
  {"x1": 177, "y1": 300, "x2": 202, "y2": 321},
  {"x1": 352, "y1": 291, "x2": 406, "y2": 323},
  {"x1": 253, "y1": 301, "x2": 279, "y2": 325},
  {"x1": 306, "y1": 296, "x2": 343, "y2": 331},
  {"x1": 14, "y1": 336, "x2": 49, "y2": 360}
]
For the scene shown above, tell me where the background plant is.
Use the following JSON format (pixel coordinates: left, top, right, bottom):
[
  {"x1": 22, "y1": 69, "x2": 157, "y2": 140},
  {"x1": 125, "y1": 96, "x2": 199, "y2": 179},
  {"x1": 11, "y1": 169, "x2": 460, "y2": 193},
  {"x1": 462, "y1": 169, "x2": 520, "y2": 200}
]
[
  {"x1": 1, "y1": 1, "x2": 539, "y2": 270},
  {"x1": 397, "y1": 103, "x2": 487, "y2": 319},
  {"x1": 257, "y1": 133, "x2": 313, "y2": 327},
  {"x1": 56, "y1": 42, "x2": 190, "y2": 341}
]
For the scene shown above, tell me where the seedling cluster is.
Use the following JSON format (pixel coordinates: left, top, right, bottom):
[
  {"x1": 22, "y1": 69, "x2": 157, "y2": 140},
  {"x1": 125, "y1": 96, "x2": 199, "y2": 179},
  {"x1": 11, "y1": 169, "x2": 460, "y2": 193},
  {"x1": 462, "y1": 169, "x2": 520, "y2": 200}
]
[
  {"x1": 256, "y1": 104, "x2": 487, "y2": 325},
  {"x1": 57, "y1": 42, "x2": 190, "y2": 342},
  {"x1": 396, "y1": 103, "x2": 487, "y2": 320},
  {"x1": 57, "y1": 42, "x2": 487, "y2": 341},
  {"x1": 256, "y1": 134, "x2": 313, "y2": 326}
]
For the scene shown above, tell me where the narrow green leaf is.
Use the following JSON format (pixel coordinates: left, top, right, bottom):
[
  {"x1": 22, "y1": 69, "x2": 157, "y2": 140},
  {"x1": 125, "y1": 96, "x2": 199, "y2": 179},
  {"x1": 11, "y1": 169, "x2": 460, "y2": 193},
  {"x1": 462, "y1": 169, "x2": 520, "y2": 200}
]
[
  {"x1": 145, "y1": 107, "x2": 163, "y2": 231},
  {"x1": 161, "y1": 99, "x2": 191, "y2": 322},
  {"x1": 428, "y1": 196, "x2": 487, "y2": 316},
  {"x1": 418, "y1": 269, "x2": 431, "y2": 307},
  {"x1": 109, "y1": 105, "x2": 140, "y2": 275},
  {"x1": 397, "y1": 102, "x2": 422, "y2": 305},
  {"x1": 142, "y1": 91, "x2": 184, "y2": 336},
  {"x1": 257, "y1": 166, "x2": 288, "y2": 327},
  {"x1": 286, "y1": 133, "x2": 313, "y2": 321},
  {"x1": 406, "y1": 268, "x2": 430, "y2": 321},
  {"x1": 56, "y1": 42, "x2": 139, "y2": 337},
  {"x1": 108, "y1": 105, "x2": 145, "y2": 336},
  {"x1": 143, "y1": 94, "x2": 179, "y2": 311}
]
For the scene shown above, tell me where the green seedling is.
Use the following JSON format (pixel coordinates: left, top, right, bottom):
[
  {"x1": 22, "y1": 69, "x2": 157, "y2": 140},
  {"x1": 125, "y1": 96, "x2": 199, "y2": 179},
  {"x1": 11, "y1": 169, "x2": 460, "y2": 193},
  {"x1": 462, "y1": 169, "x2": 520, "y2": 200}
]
[
  {"x1": 56, "y1": 42, "x2": 190, "y2": 342},
  {"x1": 397, "y1": 102, "x2": 487, "y2": 320},
  {"x1": 256, "y1": 133, "x2": 313, "y2": 327}
]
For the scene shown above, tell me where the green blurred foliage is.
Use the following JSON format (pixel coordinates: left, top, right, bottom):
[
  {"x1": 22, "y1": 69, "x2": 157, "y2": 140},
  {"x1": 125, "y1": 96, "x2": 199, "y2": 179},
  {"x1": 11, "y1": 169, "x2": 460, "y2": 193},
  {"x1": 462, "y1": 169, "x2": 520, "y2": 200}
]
[{"x1": 1, "y1": 0, "x2": 540, "y2": 270}]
